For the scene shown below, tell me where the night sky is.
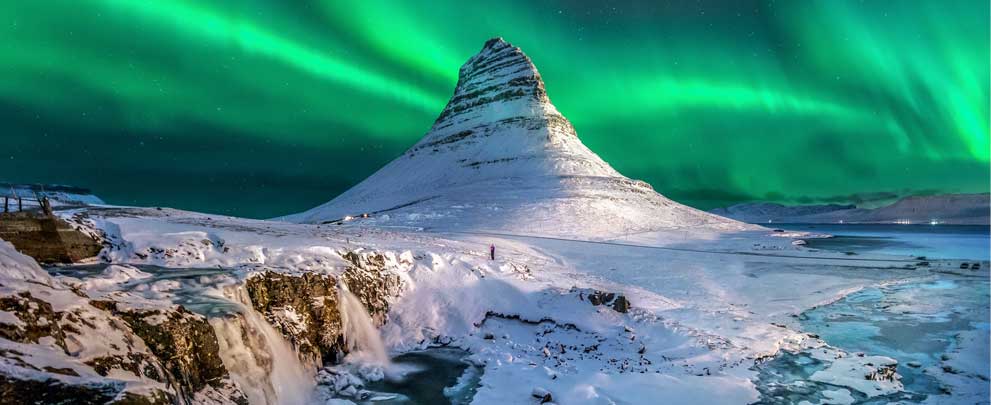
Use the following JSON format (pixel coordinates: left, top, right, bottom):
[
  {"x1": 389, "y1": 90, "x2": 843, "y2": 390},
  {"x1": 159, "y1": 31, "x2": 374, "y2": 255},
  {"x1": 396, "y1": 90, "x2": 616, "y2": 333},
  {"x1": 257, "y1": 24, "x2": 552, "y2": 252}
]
[{"x1": 2, "y1": 0, "x2": 988, "y2": 218}]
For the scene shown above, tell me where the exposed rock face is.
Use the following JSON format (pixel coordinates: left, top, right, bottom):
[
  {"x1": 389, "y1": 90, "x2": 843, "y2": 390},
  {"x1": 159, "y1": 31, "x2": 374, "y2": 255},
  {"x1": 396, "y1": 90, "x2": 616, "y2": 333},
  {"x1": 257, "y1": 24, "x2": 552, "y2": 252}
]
[
  {"x1": 244, "y1": 251, "x2": 402, "y2": 363},
  {"x1": 425, "y1": 37, "x2": 579, "y2": 148},
  {"x1": 91, "y1": 301, "x2": 238, "y2": 402},
  {"x1": 0, "y1": 242, "x2": 246, "y2": 404},
  {"x1": 0, "y1": 292, "x2": 246, "y2": 404},
  {"x1": 0, "y1": 374, "x2": 126, "y2": 404},
  {"x1": 244, "y1": 271, "x2": 339, "y2": 363},
  {"x1": 283, "y1": 38, "x2": 748, "y2": 237},
  {"x1": 0, "y1": 212, "x2": 102, "y2": 263},
  {"x1": 584, "y1": 290, "x2": 632, "y2": 313}
]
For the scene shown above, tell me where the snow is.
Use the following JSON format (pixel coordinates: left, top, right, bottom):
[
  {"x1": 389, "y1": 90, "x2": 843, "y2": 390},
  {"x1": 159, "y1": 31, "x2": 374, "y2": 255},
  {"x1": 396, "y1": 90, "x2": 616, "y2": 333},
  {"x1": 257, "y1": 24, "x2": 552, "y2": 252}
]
[
  {"x1": 4, "y1": 37, "x2": 987, "y2": 405},
  {"x1": 0, "y1": 240, "x2": 53, "y2": 282},
  {"x1": 39, "y1": 203, "x2": 985, "y2": 403},
  {"x1": 809, "y1": 355, "x2": 902, "y2": 397},
  {"x1": 280, "y1": 38, "x2": 751, "y2": 239},
  {"x1": 0, "y1": 241, "x2": 170, "y2": 396}
]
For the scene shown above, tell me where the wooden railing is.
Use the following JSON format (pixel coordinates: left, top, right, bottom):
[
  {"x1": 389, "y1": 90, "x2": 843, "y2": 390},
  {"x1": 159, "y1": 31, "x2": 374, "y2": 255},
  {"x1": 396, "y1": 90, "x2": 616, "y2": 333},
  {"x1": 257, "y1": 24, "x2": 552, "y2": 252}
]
[{"x1": 1, "y1": 193, "x2": 53, "y2": 216}]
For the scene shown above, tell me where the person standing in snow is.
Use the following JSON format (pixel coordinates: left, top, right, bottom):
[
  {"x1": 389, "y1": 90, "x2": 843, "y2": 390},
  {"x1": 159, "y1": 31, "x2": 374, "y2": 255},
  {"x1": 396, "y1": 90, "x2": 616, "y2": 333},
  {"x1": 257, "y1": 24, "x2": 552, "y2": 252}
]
[{"x1": 490, "y1": 244, "x2": 495, "y2": 260}]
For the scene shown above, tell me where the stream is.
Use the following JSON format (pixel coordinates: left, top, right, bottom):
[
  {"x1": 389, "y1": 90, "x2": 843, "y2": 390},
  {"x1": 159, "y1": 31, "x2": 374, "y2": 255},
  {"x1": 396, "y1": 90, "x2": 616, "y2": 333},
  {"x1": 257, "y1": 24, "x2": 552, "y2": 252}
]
[{"x1": 45, "y1": 264, "x2": 484, "y2": 405}]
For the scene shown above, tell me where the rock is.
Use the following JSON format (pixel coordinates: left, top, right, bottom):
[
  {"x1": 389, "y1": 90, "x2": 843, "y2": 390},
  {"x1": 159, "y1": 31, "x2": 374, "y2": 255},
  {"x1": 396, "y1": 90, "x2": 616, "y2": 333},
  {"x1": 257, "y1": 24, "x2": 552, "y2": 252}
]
[
  {"x1": 340, "y1": 385, "x2": 358, "y2": 397},
  {"x1": 94, "y1": 301, "x2": 237, "y2": 400},
  {"x1": 588, "y1": 291, "x2": 614, "y2": 306},
  {"x1": 0, "y1": 212, "x2": 102, "y2": 264},
  {"x1": 866, "y1": 363, "x2": 899, "y2": 382},
  {"x1": 0, "y1": 278, "x2": 245, "y2": 403},
  {"x1": 584, "y1": 290, "x2": 631, "y2": 313},
  {"x1": 244, "y1": 251, "x2": 402, "y2": 363},
  {"x1": 532, "y1": 387, "x2": 553, "y2": 403},
  {"x1": 0, "y1": 291, "x2": 68, "y2": 348},
  {"x1": 612, "y1": 295, "x2": 631, "y2": 313},
  {"x1": 0, "y1": 374, "x2": 122, "y2": 404}
]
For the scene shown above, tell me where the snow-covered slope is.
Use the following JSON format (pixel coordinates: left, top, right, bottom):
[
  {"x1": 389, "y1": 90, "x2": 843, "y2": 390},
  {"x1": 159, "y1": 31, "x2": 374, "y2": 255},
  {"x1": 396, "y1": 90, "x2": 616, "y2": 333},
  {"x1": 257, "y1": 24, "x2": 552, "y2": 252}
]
[
  {"x1": 1, "y1": 183, "x2": 104, "y2": 207},
  {"x1": 710, "y1": 202, "x2": 856, "y2": 224},
  {"x1": 284, "y1": 38, "x2": 748, "y2": 237},
  {"x1": 712, "y1": 193, "x2": 990, "y2": 225}
]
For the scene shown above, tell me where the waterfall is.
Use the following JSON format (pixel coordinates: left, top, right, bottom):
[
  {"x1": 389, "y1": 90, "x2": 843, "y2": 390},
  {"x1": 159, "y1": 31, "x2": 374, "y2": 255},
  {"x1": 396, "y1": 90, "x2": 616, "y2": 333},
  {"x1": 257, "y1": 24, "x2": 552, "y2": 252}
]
[
  {"x1": 338, "y1": 283, "x2": 391, "y2": 367},
  {"x1": 211, "y1": 286, "x2": 315, "y2": 405}
]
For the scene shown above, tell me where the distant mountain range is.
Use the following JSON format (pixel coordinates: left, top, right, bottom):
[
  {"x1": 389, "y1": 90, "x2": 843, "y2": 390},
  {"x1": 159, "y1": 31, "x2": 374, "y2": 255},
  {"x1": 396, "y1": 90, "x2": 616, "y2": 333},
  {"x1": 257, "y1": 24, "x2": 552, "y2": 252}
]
[{"x1": 711, "y1": 193, "x2": 990, "y2": 225}]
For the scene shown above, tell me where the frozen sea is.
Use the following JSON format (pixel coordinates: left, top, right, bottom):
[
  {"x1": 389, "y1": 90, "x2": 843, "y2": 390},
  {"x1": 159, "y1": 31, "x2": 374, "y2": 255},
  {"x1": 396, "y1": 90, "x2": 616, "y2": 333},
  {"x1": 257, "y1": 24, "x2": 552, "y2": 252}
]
[{"x1": 775, "y1": 223, "x2": 990, "y2": 261}]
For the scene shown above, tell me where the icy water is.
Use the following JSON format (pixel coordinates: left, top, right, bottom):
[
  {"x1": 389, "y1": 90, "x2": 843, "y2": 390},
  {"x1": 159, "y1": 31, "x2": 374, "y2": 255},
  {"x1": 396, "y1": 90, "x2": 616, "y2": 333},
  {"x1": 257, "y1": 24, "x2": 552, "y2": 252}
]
[
  {"x1": 755, "y1": 276, "x2": 989, "y2": 404},
  {"x1": 327, "y1": 347, "x2": 482, "y2": 404},
  {"x1": 777, "y1": 223, "x2": 990, "y2": 260},
  {"x1": 46, "y1": 264, "x2": 241, "y2": 315},
  {"x1": 753, "y1": 226, "x2": 990, "y2": 404}
]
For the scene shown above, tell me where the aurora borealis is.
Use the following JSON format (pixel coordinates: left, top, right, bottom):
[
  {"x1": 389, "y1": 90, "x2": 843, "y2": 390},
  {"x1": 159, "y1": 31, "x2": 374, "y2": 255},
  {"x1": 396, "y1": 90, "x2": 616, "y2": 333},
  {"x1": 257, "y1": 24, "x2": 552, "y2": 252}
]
[{"x1": 1, "y1": 0, "x2": 987, "y2": 218}]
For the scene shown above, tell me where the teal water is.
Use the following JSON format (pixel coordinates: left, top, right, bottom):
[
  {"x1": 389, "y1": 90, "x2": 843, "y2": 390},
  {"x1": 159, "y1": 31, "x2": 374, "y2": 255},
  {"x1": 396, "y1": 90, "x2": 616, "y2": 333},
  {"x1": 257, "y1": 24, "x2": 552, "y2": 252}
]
[{"x1": 754, "y1": 276, "x2": 990, "y2": 404}]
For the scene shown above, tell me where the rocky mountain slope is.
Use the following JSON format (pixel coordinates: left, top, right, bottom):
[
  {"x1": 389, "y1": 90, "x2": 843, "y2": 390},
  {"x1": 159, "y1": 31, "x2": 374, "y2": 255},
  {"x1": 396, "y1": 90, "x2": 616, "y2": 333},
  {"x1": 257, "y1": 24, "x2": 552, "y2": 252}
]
[
  {"x1": 283, "y1": 38, "x2": 748, "y2": 238},
  {"x1": 712, "y1": 193, "x2": 989, "y2": 225}
]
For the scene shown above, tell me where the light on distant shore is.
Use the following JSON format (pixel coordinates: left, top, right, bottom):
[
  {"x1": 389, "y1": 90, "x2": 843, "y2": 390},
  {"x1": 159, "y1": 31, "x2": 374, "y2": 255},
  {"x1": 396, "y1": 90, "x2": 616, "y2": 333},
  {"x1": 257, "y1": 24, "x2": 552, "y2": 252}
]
[{"x1": 930, "y1": 219, "x2": 939, "y2": 225}]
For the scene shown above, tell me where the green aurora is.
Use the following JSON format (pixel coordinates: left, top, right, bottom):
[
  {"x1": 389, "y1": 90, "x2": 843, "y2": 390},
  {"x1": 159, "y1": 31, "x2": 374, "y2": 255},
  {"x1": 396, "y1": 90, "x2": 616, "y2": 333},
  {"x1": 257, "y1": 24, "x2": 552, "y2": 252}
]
[{"x1": 1, "y1": 0, "x2": 988, "y2": 218}]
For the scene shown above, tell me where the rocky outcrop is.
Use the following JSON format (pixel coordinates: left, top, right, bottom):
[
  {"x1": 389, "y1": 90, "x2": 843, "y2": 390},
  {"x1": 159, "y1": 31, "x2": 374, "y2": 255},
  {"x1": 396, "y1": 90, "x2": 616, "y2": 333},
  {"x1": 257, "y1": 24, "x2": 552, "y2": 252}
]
[
  {"x1": 244, "y1": 251, "x2": 402, "y2": 364},
  {"x1": 583, "y1": 290, "x2": 632, "y2": 313},
  {"x1": 90, "y1": 301, "x2": 241, "y2": 403},
  {"x1": 0, "y1": 281, "x2": 246, "y2": 404},
  {"x1": 0, "y1": 374, "x2": 125, "y2": 404},
  {"x1": 0, "y1": 212, "x2": 102, "y2": 263}
]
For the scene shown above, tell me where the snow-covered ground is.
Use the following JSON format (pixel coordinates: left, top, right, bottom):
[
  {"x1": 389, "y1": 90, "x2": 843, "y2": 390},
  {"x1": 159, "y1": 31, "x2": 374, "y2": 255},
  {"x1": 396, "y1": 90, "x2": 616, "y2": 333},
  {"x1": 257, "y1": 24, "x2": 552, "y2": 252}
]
[
  {"x1": 5, "y1": 205, "x2": 975, "y2": 404},
  {"x1": 2, "y1": 38, "x2": 987, "y2": 404}
]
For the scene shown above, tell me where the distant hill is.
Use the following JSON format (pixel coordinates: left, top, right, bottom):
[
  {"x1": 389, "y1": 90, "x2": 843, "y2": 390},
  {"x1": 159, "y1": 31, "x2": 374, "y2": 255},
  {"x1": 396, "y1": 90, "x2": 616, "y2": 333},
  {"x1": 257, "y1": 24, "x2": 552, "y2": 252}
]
[
  {"x1": 711, "y1": 193, "x2": 989, "y2": 225},
  {"x1": 0, "y1": 183, "x2": 104, "y2": 208}
]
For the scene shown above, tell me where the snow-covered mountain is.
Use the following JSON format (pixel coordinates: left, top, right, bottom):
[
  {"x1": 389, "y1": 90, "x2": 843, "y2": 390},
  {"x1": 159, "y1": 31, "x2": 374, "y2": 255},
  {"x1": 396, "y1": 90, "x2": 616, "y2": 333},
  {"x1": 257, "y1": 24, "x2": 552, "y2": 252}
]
[
  {"x1": 710, "y1": 202, "x2": 856, "y2": 224},
  {"x1": 712, "y1": 193, "x2": 990, "y2": 225},
  {"x1": 284, "y1": 38, "x2": 747, "y2": 237}
]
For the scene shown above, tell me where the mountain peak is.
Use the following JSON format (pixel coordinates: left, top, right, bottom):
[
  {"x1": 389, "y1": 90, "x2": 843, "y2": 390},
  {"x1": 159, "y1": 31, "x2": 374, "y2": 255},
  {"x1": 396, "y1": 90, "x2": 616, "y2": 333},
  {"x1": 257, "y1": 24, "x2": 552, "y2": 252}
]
[
  {"x1": 428, "y1": 38, "x2": 549, "y2": 132},
  {"x1": 285, "y1": 39, "x2": 747, "y2": 236},
  {"x1": 482, "y1": 36, "x2": 509, "y2": 49}
]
